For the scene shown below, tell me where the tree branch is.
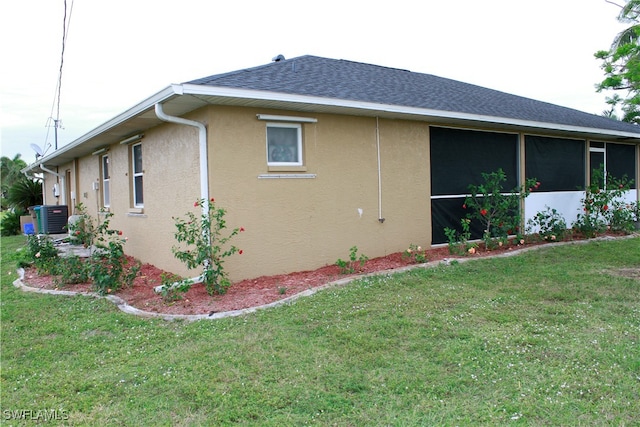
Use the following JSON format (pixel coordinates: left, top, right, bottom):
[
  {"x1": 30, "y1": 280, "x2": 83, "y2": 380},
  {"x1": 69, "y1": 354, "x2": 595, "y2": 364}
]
[{"x1": 605, "y1": 0, "x2": 624, "y2": 9}]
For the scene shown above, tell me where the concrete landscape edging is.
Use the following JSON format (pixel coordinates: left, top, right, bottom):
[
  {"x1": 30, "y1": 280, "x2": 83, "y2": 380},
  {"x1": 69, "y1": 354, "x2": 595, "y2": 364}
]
[{"x1": 12, "y1": 234, "x2": 637, "y2": 322}]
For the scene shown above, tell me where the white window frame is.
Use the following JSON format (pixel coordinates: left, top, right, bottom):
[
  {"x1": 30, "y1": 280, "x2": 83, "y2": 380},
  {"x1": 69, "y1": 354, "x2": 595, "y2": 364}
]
[
  {"x1": 266, "y1": 123, "x2": 303, "y2": 166},
  {"x1": 131, "y1": 142, "x2": 144, "y2": 208},
  {"x1": 589, "y1": 142, "x2": 607, "y2": 189},
  {"x1": 101, "y1": 154, "x2": 110, "y2": 208}
]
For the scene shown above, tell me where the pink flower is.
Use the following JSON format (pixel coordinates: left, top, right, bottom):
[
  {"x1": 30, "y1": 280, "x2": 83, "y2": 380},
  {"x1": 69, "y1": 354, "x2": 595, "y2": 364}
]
[
  {"x1": 240, "y1": 227, "x2": 245, "y2": 232},
  {"x1": 210, "y1": 197, "x2": 215, "y2": 202},
  {"x1": 239, "y1": 249, "x2": 243, "y2": 255},
  {"x1": 194, "y1": 201, "x2": 199, "y2": 207}
]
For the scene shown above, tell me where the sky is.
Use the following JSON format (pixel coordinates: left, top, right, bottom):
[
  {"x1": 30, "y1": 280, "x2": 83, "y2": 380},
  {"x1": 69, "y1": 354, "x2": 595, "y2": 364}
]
[{"x1": 0, "y1": 0, "x2": 630, "y2": 163}]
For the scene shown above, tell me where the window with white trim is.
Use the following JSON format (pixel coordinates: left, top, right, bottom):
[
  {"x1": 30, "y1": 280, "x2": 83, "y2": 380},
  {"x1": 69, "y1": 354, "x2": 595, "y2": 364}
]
[
  {"x1": 101, "y1": 154, "x2": 110, "y2": 208},
  {"x1": 266, "y1": 123, "x2": 302, "y2": 166},
  {"x1": 131, "y1": 143, "x2": 143, "y2": 208},
  {"x1": 590, "y1": 141, "x2": 637, "y2": 190}
]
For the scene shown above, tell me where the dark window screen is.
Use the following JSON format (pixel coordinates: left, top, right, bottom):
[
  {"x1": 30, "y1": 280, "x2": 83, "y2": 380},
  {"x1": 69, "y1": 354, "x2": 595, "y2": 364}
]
[
  {"x1": 525, "y1": 136, "x2": 585, "y2": 191},
  {"x1": 607, "y1": 143, "x2": 637, "y2": 188},
  {"x1": 430, "y1": 127, "x2": 518, "y2": 196},
  {"x1": 432, "y1": 198, "x2": 486, "y2": 244}
]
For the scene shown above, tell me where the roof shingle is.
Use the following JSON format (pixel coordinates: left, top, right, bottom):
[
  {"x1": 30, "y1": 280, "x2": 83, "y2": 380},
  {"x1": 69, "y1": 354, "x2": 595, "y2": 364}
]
[{"x1": 187, "y1": 55, "x2": 640, "y2": 134}]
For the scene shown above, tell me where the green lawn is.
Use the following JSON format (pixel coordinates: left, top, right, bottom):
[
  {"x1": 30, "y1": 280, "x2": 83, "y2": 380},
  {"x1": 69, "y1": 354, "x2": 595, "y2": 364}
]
[{"x1": 1, "y1": 235, "x2": 639, "y2": 426}]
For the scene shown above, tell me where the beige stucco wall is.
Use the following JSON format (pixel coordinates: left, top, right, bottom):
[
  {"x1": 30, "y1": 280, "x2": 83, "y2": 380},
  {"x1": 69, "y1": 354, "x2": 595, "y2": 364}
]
[
  {"x1": 41, "y1": 106, "x2": 432, "y2": 281},
  {"x1": 41, "y1": 161, "x2": 75, "y2": 208},
  {"x1": 204, "y1": 107, "x2": 431, "y2": 281},
  {"x1": 39, "y1": 106, "x2": 640, "y2": 283},
  {"x1": 88, "y1": 119, "x2": 202, "y2": 274}
]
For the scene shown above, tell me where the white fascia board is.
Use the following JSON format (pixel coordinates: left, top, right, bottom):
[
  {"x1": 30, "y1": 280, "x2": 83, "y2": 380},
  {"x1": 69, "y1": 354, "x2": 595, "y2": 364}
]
[
  {"x1": 23, "y1": 86, "x2": 179, "y2": 173},
  {"x1": 179, "y1": 84, "x2": 640, "y2": 140}
]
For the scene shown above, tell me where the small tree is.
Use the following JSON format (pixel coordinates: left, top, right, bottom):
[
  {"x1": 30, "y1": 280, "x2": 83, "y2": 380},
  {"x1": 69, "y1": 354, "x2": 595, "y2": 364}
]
[
  {"x1": 595, "y1": 0, "x2": 640, "y2": 123},
  {"x1": 172, "y1": 198, "x2": 244, "y2": 295},
  {"x1": 464, "y1": 169, "x2": 538, "y2": 248}
]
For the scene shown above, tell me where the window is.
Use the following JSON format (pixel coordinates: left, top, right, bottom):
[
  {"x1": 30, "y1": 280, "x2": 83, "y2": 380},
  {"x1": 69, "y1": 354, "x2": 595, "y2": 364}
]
[
  {"x1": 131, "y1": 143, "x2": 143, "y2": 208},
  {"x1": 590, "y1": 141, "x2": 637, "y2": 189},
  {"x1": 266, "y1": 123, "x2": 302, "y2": 166},
  {"x1": 101, "y1": 155, "x2": 110, "y2": 207}
]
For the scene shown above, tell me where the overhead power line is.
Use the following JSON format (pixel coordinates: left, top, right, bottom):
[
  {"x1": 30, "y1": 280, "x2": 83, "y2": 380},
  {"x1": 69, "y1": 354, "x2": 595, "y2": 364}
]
[{"x1": 46, "y1": 0, "x2": 74, "y2": 151}]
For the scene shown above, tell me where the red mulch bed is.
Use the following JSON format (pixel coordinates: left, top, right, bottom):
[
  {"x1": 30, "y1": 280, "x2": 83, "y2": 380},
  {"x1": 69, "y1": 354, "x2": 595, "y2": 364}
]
[{"x1": 19, "y1": 234, "x2": 619, "y2": 316}]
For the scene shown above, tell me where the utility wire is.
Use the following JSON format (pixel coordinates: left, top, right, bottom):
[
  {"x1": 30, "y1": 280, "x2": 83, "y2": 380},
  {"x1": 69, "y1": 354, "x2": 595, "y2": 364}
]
[{"x1": 45, "y1": 0, "x2": 74, "y2": 151}]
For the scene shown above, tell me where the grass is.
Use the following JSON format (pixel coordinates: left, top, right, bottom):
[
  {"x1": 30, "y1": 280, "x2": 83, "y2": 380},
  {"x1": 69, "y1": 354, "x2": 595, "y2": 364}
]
[{"x1": 1, "y1": 234, "x2": 639, "y2": 425}]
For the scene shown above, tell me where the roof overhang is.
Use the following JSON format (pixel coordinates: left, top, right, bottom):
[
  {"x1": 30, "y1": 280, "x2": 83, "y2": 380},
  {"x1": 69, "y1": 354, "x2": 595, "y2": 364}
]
[{"x1": 23, "y1": 83, "x2": 640, "y2": 172}]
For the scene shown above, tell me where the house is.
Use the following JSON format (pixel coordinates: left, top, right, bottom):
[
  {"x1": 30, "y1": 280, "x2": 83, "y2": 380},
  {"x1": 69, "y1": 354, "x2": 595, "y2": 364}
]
[{"x1": 23, "y1": 55, "x2": 640, "y2": 281}]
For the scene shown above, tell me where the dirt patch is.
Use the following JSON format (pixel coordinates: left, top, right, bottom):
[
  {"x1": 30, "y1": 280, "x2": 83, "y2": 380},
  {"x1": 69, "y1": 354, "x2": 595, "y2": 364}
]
[
  {"x1": 19, "y1": 234, "x2": 635, "y2": 316},
  {"x1": 608, "y1": 268, "x2": 640, "y2": 280}
]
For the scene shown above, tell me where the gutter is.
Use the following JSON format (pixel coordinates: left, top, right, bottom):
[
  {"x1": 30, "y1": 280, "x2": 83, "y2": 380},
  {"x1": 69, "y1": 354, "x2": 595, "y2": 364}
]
[
  {"x1": 21, "y1": 86, "x2": 178, "y2": 174},
  {"x1": 178, "y1": 84, "x2": 640, "y2": 140}
]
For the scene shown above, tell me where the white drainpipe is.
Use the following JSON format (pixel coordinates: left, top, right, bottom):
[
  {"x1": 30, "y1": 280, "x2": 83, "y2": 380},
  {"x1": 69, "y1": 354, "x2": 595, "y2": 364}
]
[
  {"x1": 39, "y1": 164, "x2": 65, "y2": 206},
  {"x1": 154, "y1": 102, "x2": 210, "y2": 293},
  {"x1": 154, "y1": 103, "x2": 209, "y2": 207}
]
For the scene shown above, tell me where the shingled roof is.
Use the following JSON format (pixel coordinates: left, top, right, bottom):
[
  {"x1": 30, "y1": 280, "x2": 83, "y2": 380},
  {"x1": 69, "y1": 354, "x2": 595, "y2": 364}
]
[{"x1": 188, "y1": 55, "x2": 640, "y2": 135}]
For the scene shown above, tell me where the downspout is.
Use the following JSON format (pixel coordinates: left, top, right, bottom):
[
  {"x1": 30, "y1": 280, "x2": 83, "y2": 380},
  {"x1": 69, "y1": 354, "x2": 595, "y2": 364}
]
[
  {"x1": 153, "y1": 102, "x2": 209, "y2": 293},
  {"x1": 154, "y1": 103, "x2": 209, "y2": 207},
  {"x1": 39, "y1": 164, "x2": 65, "y2": 206},
  {"x1": 376, "y1": 117, "x2": 385, "y2": 223}
]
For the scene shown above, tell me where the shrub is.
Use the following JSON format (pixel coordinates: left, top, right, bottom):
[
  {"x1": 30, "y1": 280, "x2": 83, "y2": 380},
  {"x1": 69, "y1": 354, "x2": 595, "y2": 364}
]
[
  {"x1": 464, "y1": 169, "x2": 537, "y2": 249},
  {"x1": 526, "y1": 206, "x2": 567, "y2": 242},
  {"x1": 88, "y1": 212, "x2": 140, "y2": 295},
  {"x1": 402, "y1": 244, "x2": 428, "y2": 264},
  {"x1": 54, "y1": 255, "x2": 90, "y2": 286},
  {"x1": 336, "y1": 246, "x2": 368, "y2": 274},
  {"x1": 444, "y1": 218, "x2": 477, "y2": 255},
  {"x1": 573, "y1": 168, "x2": 635, "y2": 237},
  {"x1": 0, "y1": 209, "x2": 26, "y2": 236},
  {"x1": 25, "y1": 234, "x2": 59, "y2": 274},
  {"x1": 67, "y1": 203, "x2": 95, "y2": 247},
  {"x1": 172, "y1": 198, "x2": 244, "y2": 296}
]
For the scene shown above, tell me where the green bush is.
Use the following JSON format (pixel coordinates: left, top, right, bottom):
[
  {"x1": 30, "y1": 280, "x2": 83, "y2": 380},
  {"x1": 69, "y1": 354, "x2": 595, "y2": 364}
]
[
  {"x1": 0, "y1": 209, "x2": 26, "y2": 236},
  {"x1": 527, "y1": 206, "x2": 567, "y2": 242},
  {"x1": 25, "y1": 234, "x2": 59, "y2": 274},
  {"x1": 573, "y1": 168, "x2": 636, "y2": 237},
  {"x1": 172, "y1": 198, "x2": 244, "y2": 295},
  {"x1": 336, "y1": 246, "x2": 368, "y2": 274},
  {"x1": 88, "y1": 212, "x2": 140, "y2": 295},
  {"x1": 464, "y1": 169, "x2": 537, "y2": 248}
]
